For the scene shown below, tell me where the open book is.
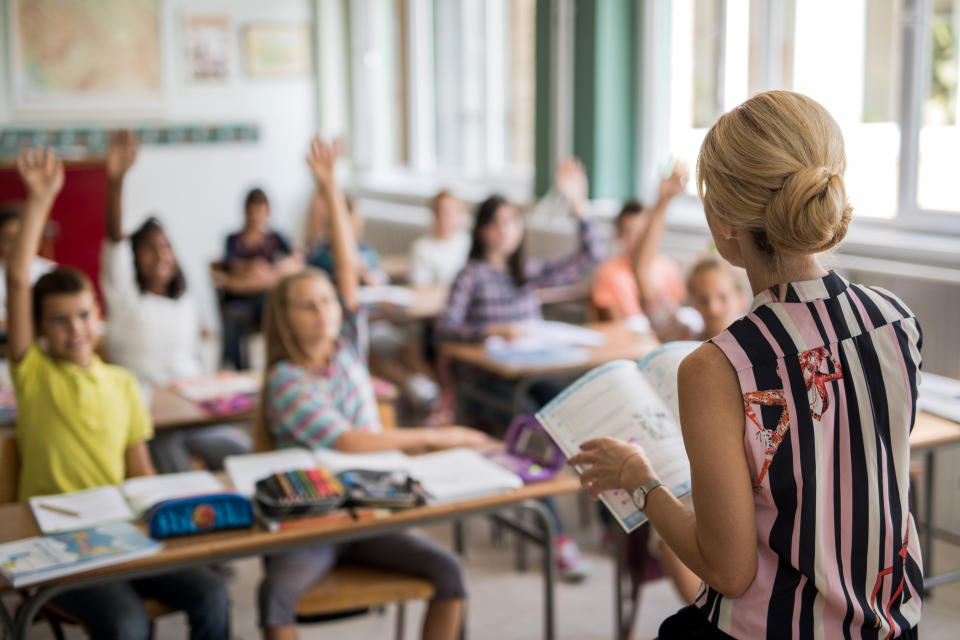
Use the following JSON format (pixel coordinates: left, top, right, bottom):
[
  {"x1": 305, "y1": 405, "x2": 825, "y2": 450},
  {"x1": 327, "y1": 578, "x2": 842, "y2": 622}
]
[
  {"x1": 225, "y1": 447, "x2": 522, "y2": 504},
  {"x1": 918, "y1": 372, "x2": 960, "y2": 423},
  {"x1": 536, "y1": 341, "x2": 700, "y2": 532}
]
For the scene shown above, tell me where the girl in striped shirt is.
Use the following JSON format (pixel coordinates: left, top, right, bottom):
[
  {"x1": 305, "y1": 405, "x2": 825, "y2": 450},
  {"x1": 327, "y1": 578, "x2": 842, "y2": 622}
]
[
  {"x1": 570, "y1": 91, "x2": 922, "y2": 639},
  {"x1": 257, "y1": 137, "x2": 487, "y2": 640}
]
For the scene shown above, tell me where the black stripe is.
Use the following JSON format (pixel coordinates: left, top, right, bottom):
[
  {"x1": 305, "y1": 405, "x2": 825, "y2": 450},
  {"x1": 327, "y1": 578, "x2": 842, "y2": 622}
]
[
  {"x1": 848, "y1": 286, "x2": 888, "y2": 330},
  {"x1": 807, "y1": 300, "x2": 834, "y2": 347},
  {"x1": 832, "y1": 369, "x2": 856, "y2": 640},
  {"x1": 822, "y1": 296, "x2": 853, "y2": 342},
  {"x1": 754, "y1": 305, "x2": 803, "y2": 355},
  {"x1": 836, "y1": 344, "x2": 878, "y2": 636},
  {"x1": 870, "y1": 287, "x2": 911, "y2": 319},
  {"x1": 842, "y1": 290, "x2": 870, "y2": 337},
  {"x1": 728, "y1": 314, "x2": 780, "y2": 362},
  {"x1": 823, "y1": 271, "x2": 849, "y2": 297},
  {"x1": 785, "y1": 282, "x2": 802, "y2": 303}
]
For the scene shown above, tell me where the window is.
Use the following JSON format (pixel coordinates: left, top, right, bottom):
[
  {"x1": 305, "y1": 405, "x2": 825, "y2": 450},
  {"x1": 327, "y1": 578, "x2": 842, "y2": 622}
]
[
  {"x1": 347, "y1": 0, "x2": 536, "y2": 190},
  {"x1": 662, "y1": 0, "x2": 960, "y2": 230}
]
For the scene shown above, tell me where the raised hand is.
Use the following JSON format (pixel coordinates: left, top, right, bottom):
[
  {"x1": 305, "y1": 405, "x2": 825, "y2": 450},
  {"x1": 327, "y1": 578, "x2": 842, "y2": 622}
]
[
  {"x1": 306, "y1": 135, "x2": 344, "y2": 187},
  {"x1": 106, "y1": 130, "x2": 140, "y2": 179},
  {"x1": 657, "y1": 161, "x2": 690, "y2": 205},
  {"x1": 554, "y1": 156, "x2": 589, "y2": 218},
  {"x1": 16, "y1": 147, "x2": 64, "y2": 204}
]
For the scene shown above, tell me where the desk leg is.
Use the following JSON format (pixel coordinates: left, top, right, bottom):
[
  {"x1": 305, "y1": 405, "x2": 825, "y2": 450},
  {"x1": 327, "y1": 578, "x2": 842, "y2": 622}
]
[
  {"x1": 13, "y1": 583, "x2": 69, "y2": 640},
  {"x1": 614, "y1": 527, "x2": 626, "y2": 640},
  {"x1": 0, "y1": 595, "x2": 15, "y2": 640},
  {"x1": 924, "y1": 449, "x2": 935, "y2": 590}
]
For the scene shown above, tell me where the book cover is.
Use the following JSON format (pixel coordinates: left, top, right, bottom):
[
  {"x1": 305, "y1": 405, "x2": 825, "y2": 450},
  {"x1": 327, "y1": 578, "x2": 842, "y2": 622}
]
[{"x1": 0, "y1": 522, "x2": 161, "y2": 587}]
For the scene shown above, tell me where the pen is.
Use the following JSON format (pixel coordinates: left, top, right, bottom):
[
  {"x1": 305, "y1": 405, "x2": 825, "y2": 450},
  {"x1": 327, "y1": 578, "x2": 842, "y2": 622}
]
[{"x1": 37, "y1": 503, "x2": 80, "y2": 517}]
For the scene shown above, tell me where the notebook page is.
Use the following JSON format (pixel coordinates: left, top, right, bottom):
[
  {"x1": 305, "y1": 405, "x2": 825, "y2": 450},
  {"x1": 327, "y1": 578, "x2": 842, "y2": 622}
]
[
  {"x1": 406, "y1": 448, "x2": 523, "y2": 504},
  {"x1": 311, "y1": 449, "x2": 412, "y2": 474},
  {"x1": 122, "y1": 471, "x2": 225, "y2": 516},
  {"x1": 29, "y1": 486, "x2": 135, "y2": 534},
  {"x1": 224, "y1": 449, "x2": 316, "y2": 496},
  {"x1": 536, "y1": 359, "x2": 691, "y2": 532}
]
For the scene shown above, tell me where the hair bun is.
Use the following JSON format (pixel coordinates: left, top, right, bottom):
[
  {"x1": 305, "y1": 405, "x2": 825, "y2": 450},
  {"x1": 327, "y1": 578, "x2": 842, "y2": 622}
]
[{"x1": 763, "y1": 166, "x2": 852, "y2": 255}]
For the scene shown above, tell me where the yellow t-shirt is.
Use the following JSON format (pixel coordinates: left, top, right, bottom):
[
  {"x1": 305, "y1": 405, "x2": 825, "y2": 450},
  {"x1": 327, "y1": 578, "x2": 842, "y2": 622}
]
[{"x1": 12, "y1": 344, "x2": 153, "y2": 501}]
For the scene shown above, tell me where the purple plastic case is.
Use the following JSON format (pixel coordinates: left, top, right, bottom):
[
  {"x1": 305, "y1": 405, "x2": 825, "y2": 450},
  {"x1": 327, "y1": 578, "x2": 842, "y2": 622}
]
[{"x1": 485, "y1": 415, "x2": 566, "y2": 483}]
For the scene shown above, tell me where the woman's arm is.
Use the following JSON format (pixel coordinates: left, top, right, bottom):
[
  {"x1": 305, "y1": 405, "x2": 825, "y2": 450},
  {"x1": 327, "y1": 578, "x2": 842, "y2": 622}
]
[
  {"x1": 8, "y1": 149, "x2": 64, "y2": 363},
  {"x1": 104, "y1": 130, "x2": 139, "y2": 243},
  {"x1": 335, "y1": 425, "x2": 487, "y2": 453},
  {"x1": 306, "y1": 137, "x2": 359, "y2": 309},
  {"x1": 571, "y1": 343, "x2": 757, "y2": 597}
]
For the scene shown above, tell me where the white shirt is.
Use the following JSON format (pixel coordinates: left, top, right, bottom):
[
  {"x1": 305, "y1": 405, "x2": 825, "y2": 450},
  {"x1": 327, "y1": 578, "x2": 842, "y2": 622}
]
[
  {"x1": 0, "y1": 257, "x2": 56, "y2": 322},
  {"x1": 408, "y1": 231, "x2": 470, "y2": 287},
  {"x1": 101, "y1": 240, "x2": 203, "y2": 389}
]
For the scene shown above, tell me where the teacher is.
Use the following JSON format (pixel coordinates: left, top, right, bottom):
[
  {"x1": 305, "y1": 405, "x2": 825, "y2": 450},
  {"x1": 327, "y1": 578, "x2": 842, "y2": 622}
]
[{"x1": 570, "y1": 91, "x2": 922, "y2": 639}]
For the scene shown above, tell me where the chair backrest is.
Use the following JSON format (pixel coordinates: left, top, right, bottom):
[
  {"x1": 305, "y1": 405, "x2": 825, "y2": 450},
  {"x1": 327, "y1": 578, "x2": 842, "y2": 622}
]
[{"x1": 0, "y1": 428, "x2": 20, "y2": 504}]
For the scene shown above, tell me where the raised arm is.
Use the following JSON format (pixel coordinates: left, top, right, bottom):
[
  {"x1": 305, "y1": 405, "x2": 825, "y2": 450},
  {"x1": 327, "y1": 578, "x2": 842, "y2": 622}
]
[
  {"x1": 104, "y1": 130, "x2": 140, "y2": 243},
  {"x1": 632, "y1": 162, "x2": 688, "y2": 305},
  {"x1": 8, "y1": 148, "x2": 64, "y2": 362},
  {"x1": 306, "y1": 137, "x2": 359, "y2": 309}
]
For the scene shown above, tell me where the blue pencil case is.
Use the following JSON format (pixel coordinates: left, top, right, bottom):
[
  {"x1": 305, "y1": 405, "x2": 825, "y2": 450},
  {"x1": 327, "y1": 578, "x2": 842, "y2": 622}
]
[{"x1": 145, "y1": 493, "x2": 254, "y2": 539}]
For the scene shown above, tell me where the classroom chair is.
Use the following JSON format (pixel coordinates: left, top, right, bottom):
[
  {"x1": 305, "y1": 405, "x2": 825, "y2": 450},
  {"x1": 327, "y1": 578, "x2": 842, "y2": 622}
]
[
  {"x1": 252, "y1": 414, "x2": 440, "y2": 640},
  {"x1": 0, "y1": 429, "x2": 179, "y2": 640}
]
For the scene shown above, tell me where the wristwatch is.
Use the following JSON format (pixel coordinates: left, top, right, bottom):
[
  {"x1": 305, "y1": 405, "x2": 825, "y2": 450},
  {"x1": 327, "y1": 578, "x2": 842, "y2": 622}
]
[{"x1": 631, "y1": 479, "x2": 664, "y2": 511}]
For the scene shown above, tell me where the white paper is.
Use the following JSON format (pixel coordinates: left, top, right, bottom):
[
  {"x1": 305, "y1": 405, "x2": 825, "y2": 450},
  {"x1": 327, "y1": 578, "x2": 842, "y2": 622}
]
[
  {"x1": 122, "y1": 471, "x2": 225, "y2": 516},
  {"x1": 171, "y1": 371, "x2": 260, "y2": 402},
  {"x1": 29, "y1": 486, "x2": 135, "y2": 534},
  {"x1": 918, "y1": 372, "x2": 960, "y2": 423},
  {"x1": 357, "y1": 285, "x2": 415, "y2": 307},
  {"x1": 536, "y1": 342, "x2": 700, "y2": 532},
  {"x1": 311, "y1": 449, "x2": 412, "y2": 474},
  {"x1": 224, "y1": 449, "x2": 316, "y2": 496},
  {"x1": 406, "y1": 448, "x2": 523, "y2": 504}
]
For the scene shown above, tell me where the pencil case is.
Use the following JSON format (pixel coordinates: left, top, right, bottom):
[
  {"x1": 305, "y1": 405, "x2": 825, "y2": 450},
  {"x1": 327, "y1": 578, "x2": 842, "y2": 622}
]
[
  {"x1": 146, "y1": 492, "x2": 254, "y2": 539},
  {"x1": 254, "y1": 468, "x2": 346, "y2": 519},
  {"x1": 338, "y1": 469, "x2": 426, "y2": 509}
]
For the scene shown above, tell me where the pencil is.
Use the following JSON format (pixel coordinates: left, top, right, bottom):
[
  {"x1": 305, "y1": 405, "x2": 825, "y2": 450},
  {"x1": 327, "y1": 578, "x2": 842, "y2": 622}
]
[{"x1": 37, "y1": 502, "x2": 80, "y2": 517}]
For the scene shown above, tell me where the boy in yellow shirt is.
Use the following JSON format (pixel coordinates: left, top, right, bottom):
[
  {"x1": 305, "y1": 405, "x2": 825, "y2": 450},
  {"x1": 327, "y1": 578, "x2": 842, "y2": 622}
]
[{"x1": 8, "y1": 148, "x2": 230, "y2": 640}]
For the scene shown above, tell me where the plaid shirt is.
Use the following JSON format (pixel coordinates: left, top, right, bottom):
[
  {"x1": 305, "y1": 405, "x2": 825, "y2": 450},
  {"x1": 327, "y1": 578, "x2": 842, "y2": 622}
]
[{"x1": 436, "y1": 220, "x2": 604, "y2": 342}]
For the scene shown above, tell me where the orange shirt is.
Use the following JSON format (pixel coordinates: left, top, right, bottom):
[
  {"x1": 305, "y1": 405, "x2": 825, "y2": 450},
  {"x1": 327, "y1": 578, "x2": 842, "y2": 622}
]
[{"x1": 591, "y1": 254, "x2": 686, "y2": 318}]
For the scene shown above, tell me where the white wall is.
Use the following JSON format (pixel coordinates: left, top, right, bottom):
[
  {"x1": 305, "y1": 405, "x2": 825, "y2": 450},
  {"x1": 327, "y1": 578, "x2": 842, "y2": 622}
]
[{"x1": 0, "y1": 0, "x2": 320, "y2": 332}]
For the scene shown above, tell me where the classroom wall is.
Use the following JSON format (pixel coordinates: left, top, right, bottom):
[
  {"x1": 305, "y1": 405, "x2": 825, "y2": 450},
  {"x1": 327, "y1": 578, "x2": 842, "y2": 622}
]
[{"x1": 0, "y1": 0, "x2": 320, "y2": 331}]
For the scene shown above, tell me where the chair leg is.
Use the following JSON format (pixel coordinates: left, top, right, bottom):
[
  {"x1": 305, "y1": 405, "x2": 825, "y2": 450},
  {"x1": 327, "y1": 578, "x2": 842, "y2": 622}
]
[{"x1": 395, "y1": 603, "x2": 406, "y2": 640}]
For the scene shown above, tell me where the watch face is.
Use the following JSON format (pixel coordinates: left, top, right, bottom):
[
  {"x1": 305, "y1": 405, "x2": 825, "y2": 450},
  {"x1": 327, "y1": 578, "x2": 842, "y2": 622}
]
[{"x1": 631, "y1": 487, "x2": 646, "y2": 511}]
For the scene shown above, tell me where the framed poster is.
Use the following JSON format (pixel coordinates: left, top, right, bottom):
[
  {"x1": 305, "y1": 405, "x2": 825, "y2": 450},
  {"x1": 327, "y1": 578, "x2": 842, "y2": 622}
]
[
  {"x1": 183, "y1": 14, "x2": 231, "y2": 83},
  {"x1": 8, "y1": 0, "x2": 165, "y2": 119},
  {"x1": 243, "y1": 24, "x2": 311, "y2": 77}
]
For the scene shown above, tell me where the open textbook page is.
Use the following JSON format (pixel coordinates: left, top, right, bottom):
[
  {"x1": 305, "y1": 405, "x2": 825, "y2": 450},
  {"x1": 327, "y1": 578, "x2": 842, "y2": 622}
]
[{"x1": 537, "y1": 341, "x2": 700, "y2": 532}]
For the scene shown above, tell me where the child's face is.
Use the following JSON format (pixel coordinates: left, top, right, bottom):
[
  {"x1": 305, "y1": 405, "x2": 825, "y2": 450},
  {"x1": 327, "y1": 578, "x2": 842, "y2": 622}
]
[
  {"x1": 689, "y1": 268, "x2": 748, "y2": 338},
  {"x1": 40, "y1": 289, "x2": 100, "y2": 367},
  {"x1": 481, "y1": 204, "x2": 524, "y2": 259},
  {"x1": 618, "y1": 213, "x2": 649, "y2": 252},
  {"x1": 433, "y1": 196, "x2": 463, "y2": 239},
  {"x1": 134, "y1": 229, "x2": 178, "y2": 290},
  {"x1": 0, "y1": 218, "x2": 21, "y2": 262},
  {"x1": 245, "y1": 203, "x2": 271, "y2": 233},
  {"x1": 286, "y1": 275, "x2": 342, "y2": 349}
]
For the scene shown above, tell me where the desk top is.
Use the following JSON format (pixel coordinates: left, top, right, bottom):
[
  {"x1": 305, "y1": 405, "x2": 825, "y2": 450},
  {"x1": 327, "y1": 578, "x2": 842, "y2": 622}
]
[
  {"x1": 367, "y1": 285, "x2": 449, "y2": 323},
  {"x1": 440, "y1": 321, "x2": 661, "y2": 380},
  {"x1": 0, "y1": 472, "x2": 581, "y2": 589},
  {"x1": 910, "y1": 411, "x2": 960, "y2": 450}
]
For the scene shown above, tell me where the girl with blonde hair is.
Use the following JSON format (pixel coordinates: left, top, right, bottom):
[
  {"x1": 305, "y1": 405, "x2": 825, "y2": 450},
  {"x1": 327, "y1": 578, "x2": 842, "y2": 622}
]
[
  {"x1": 570, "y1": 91, "x2": 922, "y2": 638},
  {"x1": 256, "y1": 137, "x2": 487, "y2": 640}
]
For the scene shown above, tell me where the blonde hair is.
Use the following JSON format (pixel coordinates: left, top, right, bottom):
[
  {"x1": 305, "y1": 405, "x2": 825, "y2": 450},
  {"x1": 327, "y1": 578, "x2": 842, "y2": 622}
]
[
  {"x1": 686, "y1": 253, "x2": 746, "y2": 295},
  {"x1": 254, "y1": 268, "x2": 334, "y2": 452},
  {"x1": 696, "y1": 91, "x2": 853, "y2": 256}
]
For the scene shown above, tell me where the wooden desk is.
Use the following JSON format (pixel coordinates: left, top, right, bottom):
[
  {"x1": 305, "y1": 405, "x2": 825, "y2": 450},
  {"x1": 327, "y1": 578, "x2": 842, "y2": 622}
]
[
  {"x1": 910, "y1": 411, "x2": 960, "y2": 590},
  {"x1": 0, "y1": 473, "x2": 581, "y2": 640},
  {"x1": 380, "y1": 254, "x2": 412, "y2": 283},
  {"x1": 367, "y1": 284, "x2": 449, "y2": 323}
]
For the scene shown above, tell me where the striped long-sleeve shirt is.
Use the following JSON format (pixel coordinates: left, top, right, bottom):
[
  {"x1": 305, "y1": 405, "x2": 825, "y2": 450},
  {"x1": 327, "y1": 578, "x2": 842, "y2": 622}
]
[
  {"x1": 701, "y1": 271, "x2": 923, "y2": 639},
  {"x1": 265, "y1": 305, "x2": 380, "y2": 450},
  {"x1": 436, "y1": 219, "x2": 604, "y2": 343}
]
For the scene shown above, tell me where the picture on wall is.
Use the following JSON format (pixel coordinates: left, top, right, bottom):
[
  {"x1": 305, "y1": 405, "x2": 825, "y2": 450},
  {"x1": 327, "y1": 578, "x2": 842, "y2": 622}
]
[
  {"x1": 183, "y1": 14, "x2": 232, "y2": 83},
  {"x1": 243, "y1": 24, "x2": 312, "y2": 77},
  {"x1": 8, "y1": 0, "x2": 165, "y2": 118}
]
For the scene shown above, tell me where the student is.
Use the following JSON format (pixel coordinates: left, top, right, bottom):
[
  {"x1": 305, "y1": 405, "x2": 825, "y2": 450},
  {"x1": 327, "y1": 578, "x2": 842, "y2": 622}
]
[
  {"x1": 101, "y1": 130, "x2": 250, "y2": 472},
  {"x1": 258, "y1": 136, "x2": 486, "y2": 640},
  {"x1": 570, "y1": 91, "x2": 922, "y2": 639},
  {"x1": 409, "y1": 190, "x2": 470, "y2": 287},
  {"x1": 591, "y1": 164, "x2": 688, "y2": 321},
  {"x1": 218, "y1": 188, "x2": 302, "y2": 369},
  {"x1": 435, "y1": 158, "x2": 602, "y2": 582},
  {"x1": 8, "y1": 148, "x2": 230, "y2": 639},
  {"x1": 0, "y1": 205, "x2": 55, "y2": 327}
]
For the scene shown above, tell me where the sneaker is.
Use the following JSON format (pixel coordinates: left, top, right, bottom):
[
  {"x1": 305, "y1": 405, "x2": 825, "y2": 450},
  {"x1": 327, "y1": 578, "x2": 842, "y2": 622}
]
[{"x1": 555, "y1": 536, "x2": 590, "y2": 583}]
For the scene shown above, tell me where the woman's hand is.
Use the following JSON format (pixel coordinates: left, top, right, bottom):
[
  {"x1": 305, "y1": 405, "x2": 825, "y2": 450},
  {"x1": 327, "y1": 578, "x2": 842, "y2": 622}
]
[
  {"x1": 16, "y1": 147, "x2": 64, "y2": 205},
  {"x1": 568, "y1": 437, "x2": 658, "y2": 499},
  {"x1": 106, "y1": 130, "x2": 140, "y2": 180},
  {"x1": 306, "y1": 136, "x2": 344, "y2": 187},
  {"x1": 427, "y1": 426, "x2": 489, "y2": 450},
  {"x1": 554, "y1": 157, "x2": 589, "y2": 219}
]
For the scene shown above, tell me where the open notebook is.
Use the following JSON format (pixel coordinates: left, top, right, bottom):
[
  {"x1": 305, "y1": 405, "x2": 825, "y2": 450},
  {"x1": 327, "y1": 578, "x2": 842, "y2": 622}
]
[
  {"x1": 225, "y1": 447, "x2": 523, "y2": 504},
  {"x1": 537, "y1": 341, "x2": 700, "y2": 532},
  {"x1": 28, "y1": 471, "x2": 226, "y2": 534}
]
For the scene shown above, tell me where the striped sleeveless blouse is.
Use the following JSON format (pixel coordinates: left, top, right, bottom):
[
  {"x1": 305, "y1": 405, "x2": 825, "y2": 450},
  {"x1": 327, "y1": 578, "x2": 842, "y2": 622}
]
[{"x1": 700, "y1": 271, "x2": 923, "y2": 639}]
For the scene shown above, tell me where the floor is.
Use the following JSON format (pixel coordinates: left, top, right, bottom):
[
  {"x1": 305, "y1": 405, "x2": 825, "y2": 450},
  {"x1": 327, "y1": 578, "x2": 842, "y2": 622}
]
[{"x1": 9, "y1": 493, "x2": 960, "y2": 639}]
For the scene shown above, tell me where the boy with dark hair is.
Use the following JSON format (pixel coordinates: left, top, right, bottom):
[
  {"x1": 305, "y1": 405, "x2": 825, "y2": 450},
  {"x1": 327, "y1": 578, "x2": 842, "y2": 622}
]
[{"x1": 8, "y1": 148, "x2": 230, "y2": 640}]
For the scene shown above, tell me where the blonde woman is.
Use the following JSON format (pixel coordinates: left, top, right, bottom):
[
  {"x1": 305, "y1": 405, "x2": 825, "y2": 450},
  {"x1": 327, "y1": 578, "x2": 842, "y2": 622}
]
[{"x1": 570, "y1": 91, "x2": 922, "y2": 638}]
